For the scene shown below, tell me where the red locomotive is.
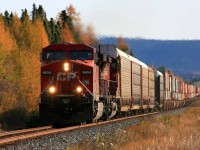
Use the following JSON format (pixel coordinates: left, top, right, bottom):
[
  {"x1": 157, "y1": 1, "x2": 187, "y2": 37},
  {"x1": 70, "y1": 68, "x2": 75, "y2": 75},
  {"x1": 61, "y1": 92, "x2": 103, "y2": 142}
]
[
  {"x1": 39, "y1": 43, "x2": 200, "y2": 125},
  {"x1": 39, "y1": 43, "x2": 119, "y2": 124}
]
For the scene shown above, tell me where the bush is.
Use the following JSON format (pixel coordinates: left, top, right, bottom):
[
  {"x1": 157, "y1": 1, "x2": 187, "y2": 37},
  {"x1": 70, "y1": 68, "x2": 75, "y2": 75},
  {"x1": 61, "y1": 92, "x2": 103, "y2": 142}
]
[
  {"x1": 0, "y1": 107, "x2": 27, "y2": 130},
  {"x1": 25, "y1": 111, "x2": 43, "y2": 128}
]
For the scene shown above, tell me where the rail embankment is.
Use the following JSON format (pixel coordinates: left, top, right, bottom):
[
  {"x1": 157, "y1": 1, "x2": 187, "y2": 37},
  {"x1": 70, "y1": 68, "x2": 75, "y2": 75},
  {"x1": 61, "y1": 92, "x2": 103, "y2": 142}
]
[{"x1": 69, "y1": 99, "x2": 200, "y2": 150}]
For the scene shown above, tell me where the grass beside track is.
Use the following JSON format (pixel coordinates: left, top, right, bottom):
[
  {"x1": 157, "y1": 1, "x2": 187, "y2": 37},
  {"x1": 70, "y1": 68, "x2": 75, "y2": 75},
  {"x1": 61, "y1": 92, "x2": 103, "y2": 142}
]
[{"x1": 67, "y1": 100, "x2": 200, "y2": 150}]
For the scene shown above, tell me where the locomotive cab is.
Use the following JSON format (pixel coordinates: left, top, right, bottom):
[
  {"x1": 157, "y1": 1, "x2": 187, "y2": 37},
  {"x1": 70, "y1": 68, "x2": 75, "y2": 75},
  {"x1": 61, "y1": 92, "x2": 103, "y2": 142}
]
[{"x1": 39, "y1": 43, "x2": 97, "y2": 124}]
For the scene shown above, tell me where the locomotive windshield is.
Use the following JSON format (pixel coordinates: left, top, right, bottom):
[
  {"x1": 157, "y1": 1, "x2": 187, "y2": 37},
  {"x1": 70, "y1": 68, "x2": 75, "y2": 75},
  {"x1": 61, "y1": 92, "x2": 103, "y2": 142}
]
[
  {"x1": 69, "y1": 50, "x2": 93, "y2": 60},
  {"x1": 43, "y1": 51, "x2": 66, "y2": 60}
]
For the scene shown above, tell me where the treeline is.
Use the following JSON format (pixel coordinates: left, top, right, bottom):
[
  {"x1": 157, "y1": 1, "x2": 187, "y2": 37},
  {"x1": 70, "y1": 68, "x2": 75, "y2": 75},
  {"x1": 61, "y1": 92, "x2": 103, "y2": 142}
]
[{"x1": 0, "y1": 4, "x2": 97, "y2": 130}]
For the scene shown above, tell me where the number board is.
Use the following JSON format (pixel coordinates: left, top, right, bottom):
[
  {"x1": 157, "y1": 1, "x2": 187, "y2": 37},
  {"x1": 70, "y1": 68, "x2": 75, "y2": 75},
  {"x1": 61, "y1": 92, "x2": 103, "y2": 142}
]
[
  {"x1": 42, "y1": 70, "x2": 52, "y2": 75},
  {"x1": 82, "y1": 70, "x2": 92, "y2": 75}
]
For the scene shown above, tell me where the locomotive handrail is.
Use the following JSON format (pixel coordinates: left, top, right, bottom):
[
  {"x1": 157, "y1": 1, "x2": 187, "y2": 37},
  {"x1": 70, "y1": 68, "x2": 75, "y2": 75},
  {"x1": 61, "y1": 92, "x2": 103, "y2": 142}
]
[{"x1": 76, "y1": 76, "x2": 93, "y2": 97}]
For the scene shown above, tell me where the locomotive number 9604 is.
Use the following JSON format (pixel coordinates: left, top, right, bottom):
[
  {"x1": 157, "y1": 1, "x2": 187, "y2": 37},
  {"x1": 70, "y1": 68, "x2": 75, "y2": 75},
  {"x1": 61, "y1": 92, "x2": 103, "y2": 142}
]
[{"x1": 82, "y1": 70, "x2": 92, "y2": 75}]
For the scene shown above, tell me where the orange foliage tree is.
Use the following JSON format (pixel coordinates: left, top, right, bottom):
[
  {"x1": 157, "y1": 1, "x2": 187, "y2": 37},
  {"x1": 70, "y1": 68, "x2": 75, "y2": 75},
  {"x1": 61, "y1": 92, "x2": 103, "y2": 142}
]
[
  {"x1": 0, "y1": 13, "x2": 49, "y2": 116},
  {"x1": 0, "y1": 16, "x2": 19, "y2": 114},
  {"x1": 117, "y1": 36, "x2": 133, "y2": 56}
]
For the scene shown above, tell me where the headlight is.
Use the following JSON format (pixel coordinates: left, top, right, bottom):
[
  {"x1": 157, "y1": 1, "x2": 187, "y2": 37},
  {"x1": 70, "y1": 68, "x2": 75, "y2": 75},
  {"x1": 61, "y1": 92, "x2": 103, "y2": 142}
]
[
  {"x1": 64, "y1": 63, "x2": 69, "y2": 71},
  {"x1": 76, "y1": 86, "x2": 83, "y2": 93},
  {"x1": 49, "y1": 86, "x2": 56, "y2": 94}
]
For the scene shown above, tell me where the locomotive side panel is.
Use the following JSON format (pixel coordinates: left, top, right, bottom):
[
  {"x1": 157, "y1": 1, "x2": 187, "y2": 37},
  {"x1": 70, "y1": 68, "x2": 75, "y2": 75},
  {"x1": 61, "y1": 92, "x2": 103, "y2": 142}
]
[{"x1": 99, "y1": 63, "x2": 110, "y2": 97}]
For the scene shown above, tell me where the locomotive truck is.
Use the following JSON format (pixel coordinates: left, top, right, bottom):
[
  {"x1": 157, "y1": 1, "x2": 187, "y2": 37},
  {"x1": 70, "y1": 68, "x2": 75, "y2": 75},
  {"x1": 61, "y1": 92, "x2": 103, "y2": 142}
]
[{"x1": 39, "y1": 43, "x2": 200, "y2": 124}]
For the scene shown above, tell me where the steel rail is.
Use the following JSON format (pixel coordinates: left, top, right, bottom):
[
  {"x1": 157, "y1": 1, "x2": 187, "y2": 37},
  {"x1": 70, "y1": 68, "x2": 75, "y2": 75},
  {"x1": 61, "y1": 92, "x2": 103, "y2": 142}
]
[{"x1": 0, "y1": 126, "x2": 52, "y2": 142}]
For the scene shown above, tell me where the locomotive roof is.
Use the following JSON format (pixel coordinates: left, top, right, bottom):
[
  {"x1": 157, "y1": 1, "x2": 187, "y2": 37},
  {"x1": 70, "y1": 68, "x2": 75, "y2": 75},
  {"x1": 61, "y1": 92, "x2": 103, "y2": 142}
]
[
  {"x1": 117, "y1": 48, "x2": 148, "y2": 69},
  {"x1": 43, "y1": 43, "x2": 94, "y2": 51}
]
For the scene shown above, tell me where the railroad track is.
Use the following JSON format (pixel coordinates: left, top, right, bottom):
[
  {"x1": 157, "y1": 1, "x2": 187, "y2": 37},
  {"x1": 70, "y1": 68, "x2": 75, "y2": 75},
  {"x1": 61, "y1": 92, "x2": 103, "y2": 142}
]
[
  {"x1": 0, "y1": 112, "x2": 158, "y2": 148},
  {"x1": 0, "y1": 126, "x2": 52, "y2": 139},
  {"x1": 0, "y1": 126, "x2": 52, "y2": 146}
]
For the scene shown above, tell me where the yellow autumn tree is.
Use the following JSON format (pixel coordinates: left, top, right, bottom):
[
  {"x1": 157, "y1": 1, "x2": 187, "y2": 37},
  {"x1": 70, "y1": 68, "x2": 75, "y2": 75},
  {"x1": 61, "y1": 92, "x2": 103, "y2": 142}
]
[
  {"x1": 0, "y1": 16, "x2": 19, "y2": 113},
  {"x1": 18, "y1": 18, "x2": 49, "y2": 111},
  {"x1": 33, "y1": 18, "x2": 49, "y2": 48},
  {"x1": 0, "y1": 15, "x2": 50, "y2": 129},
  {"x1": 7, "y1": 16, "x2": 49, "y2": 111}
]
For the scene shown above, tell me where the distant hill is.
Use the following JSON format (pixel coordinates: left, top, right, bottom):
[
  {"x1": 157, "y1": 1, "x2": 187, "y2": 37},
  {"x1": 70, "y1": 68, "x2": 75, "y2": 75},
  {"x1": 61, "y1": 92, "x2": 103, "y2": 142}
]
[{"x1": 99, "y1": 37, "x2": 200, "y2": 80}]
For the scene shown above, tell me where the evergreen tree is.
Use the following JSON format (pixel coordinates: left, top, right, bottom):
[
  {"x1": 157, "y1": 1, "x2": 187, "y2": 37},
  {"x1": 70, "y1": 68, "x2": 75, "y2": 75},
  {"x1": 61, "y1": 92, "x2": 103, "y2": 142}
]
[
  {"x1": 4, "y1": 10, "x2": 10, "y2": 25},
  {"x1": 9, "y1": 12, "x2": 13, "y2": 25},
  {"x1": 32, "y1": 3, "x2": 37, "y2": 22},
  {"x1": 37, "y1": 5, "x2": 46, "y2": 21},
  {"x1": 43, "y1": 19, "x2": 51, "y2": 43},
  {"x1": 59, "y1": 10, "x2": 73, "y2": 30},
  {"x1": 49, "y1": 18, "x2": 56, "y2": 43},
  {"x1": 54, "y1": 21, "x2": 61, "y2": 43},
  {"x1": 21, "y1": 9, "x2": 30, "y2": 22},
  {"x1": 32, "y1": 4, "x2": 46, "y2": 22}
]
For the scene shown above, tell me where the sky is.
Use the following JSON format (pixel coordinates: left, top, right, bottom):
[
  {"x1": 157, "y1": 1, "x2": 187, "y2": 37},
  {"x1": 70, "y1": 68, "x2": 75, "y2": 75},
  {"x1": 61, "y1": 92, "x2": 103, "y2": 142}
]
[{"x1": 1, "y1": 0, "x2": 200, "y2": 40}]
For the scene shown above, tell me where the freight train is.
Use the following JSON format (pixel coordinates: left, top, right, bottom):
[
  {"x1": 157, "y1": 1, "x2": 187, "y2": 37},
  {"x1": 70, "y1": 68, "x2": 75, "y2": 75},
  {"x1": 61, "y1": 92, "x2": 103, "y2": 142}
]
[{"x1": 39, "y1": 43, "x2": 200, "y2": 124}]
